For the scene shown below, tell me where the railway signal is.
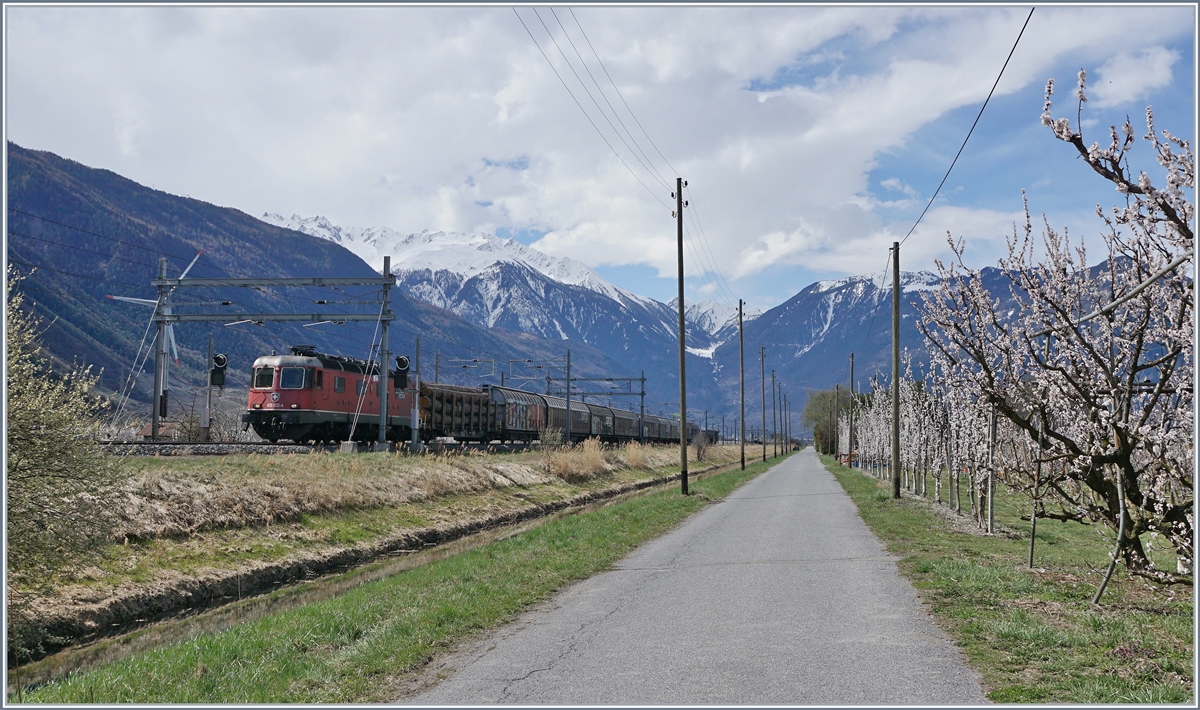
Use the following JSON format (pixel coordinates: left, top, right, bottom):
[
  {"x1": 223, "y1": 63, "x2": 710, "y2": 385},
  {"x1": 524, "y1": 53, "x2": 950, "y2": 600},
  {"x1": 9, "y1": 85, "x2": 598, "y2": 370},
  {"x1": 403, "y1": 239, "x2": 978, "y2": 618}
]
[
  {"x1": 210, "y1": 353, "x2": 228, "y2": 387},
  {"x1": 394, "y1": 356, "x2": 410, "y2": 389}
]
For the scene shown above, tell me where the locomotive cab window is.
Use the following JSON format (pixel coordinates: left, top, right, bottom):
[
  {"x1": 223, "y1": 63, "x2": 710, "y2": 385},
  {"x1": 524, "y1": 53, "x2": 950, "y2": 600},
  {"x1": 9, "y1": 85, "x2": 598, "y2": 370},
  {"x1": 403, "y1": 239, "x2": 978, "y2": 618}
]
[
  {"x1": 279, "y1": 367, "x2": 307, "y2": 389},
  {"x1": 253, "y1": 367, "x2": 274, "y2": 389}
]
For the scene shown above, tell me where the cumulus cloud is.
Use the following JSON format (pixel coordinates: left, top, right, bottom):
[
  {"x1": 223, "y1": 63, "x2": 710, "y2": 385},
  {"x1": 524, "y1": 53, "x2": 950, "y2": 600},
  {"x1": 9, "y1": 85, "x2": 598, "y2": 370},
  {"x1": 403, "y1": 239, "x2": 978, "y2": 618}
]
[{"x1": 1090, "y1": 47, "x2": 1179, "y2": 108}]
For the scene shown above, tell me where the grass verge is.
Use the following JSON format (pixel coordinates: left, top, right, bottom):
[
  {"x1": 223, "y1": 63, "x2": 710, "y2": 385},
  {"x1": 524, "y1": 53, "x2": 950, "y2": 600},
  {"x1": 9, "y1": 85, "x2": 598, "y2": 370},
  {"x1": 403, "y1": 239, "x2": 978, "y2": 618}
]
[
  {"x1": 17, "y1": 454, "x2": 786, "y2": 703},
  {"x1": 822, "y1": 456, "x2": 1193, "y2": 704}
]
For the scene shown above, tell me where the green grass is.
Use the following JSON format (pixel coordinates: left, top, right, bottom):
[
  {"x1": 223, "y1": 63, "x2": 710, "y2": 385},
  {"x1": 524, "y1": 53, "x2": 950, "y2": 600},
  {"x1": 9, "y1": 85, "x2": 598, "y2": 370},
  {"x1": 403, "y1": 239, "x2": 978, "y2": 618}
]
[
  {"x1": 17, "y1": 455, "x2": 786, "y2": 703},
  {"x1": 825, "y1": 456, "x2": 1193, "y2": 704}
]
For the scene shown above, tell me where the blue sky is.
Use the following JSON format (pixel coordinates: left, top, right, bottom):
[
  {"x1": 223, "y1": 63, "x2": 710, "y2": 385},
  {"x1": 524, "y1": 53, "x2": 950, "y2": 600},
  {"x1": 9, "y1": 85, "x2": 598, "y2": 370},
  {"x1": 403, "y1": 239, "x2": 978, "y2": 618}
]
[{"x1": 5, "y1": 4, "x2": 1195, "y2": 311}]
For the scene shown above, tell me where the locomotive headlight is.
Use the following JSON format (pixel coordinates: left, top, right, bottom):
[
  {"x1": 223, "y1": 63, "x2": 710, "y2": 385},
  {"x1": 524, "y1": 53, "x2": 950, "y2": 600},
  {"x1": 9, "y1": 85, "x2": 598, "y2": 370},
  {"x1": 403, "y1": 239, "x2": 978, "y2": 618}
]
[
  {"x1": 253, "y1": 403, "x2": 262, "y2": 409},
  {"x1": 290, "y1": 403, "x2": 299, "y2": 409}
]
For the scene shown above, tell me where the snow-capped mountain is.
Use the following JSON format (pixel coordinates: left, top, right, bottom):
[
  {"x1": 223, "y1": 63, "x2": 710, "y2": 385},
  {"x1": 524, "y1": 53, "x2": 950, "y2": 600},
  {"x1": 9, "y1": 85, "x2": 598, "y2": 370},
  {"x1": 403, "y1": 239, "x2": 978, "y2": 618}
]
[
  {"x1": 669, "y1": 298, "x2": 762, "y2": 342},
  {"x1": 261, "y1": 214, "x2": 650, "y2": 306},
  {"x1": 262, "y1": 214, "x2": 735, "y2": 407},
  {"x1": 711, "y1": 269, "x2": 947, "y2": 420}
]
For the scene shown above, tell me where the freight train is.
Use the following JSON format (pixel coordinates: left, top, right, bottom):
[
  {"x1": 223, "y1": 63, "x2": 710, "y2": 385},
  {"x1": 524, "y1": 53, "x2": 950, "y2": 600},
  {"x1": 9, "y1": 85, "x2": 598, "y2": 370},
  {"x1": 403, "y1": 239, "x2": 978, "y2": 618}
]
[{"x1": 241, "y1": 345, "x2": 699, "y2": 446}]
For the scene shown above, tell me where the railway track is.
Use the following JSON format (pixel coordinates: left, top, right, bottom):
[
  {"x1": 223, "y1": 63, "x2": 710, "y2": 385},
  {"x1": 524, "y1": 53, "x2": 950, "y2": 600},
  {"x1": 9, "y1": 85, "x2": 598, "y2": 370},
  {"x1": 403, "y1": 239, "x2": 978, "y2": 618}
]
[{"x1": 100, "y1": 440, "x2": 538, "y2": 456}]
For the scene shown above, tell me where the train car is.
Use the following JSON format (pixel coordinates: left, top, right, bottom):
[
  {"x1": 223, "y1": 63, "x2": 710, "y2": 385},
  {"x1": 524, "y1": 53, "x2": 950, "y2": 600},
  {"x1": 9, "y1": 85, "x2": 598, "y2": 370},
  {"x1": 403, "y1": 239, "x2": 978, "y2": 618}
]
[
  {"x1": 485, "y1": 385, "x2": 546, "y2": 442},
  {"x1": 419, "y1": 382, "x2": 497, "y2": 442},
  {"x1": 585, "y1": 404, "x2": 615, "y2": 440},
  {"x1": 543, "y1": 394, "x2": 591, "y2": 442},
  {"x1": 613, "y1": 409, "x2": 642, "y2": 440},
  {"x1": 640, "y1": 417, "x2": 659, "y2": 441},
  {"x1": 242, "y1": 345, "x2": 412, "y2": 443}
]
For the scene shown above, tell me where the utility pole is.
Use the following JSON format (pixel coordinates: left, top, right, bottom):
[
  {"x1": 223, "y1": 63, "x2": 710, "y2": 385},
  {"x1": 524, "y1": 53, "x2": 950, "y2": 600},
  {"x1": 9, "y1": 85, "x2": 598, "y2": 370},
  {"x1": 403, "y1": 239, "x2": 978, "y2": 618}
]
[
  {"x1": 378, "y1": 256, "x2": 391, "y2": 446},
  {"x1": 675, "y1": 177, "x2": 689, "y2": 495},
  {"x1": 781, "y1": 393, "x2": 786, "y2": 452},
  {"x1": 151, "y1": 258, "x2": 168, "y2": 440},
  {"x1": 739, "y1": 299, "x2": 745, "y2": 470},
  {"x1": 201, "y1": 337, "x2": 214, "y2": 442},
  {"x1": 411, "y1": 337, "x2": 422, "y2": 453},
  {"x1": 787, "y1": 400, "x2": 792, "y2": 450},
  {"x1": 835, "y1": 384, "x2": 841, "y2": 457},
  {"x1": 783, "y1": 397, "x2": 788, "y2": 451},
  {"x1": 639, "y1": 370, "x2": 646, "y2": 444},
  {"x1": 849, "y1": 352, "x2": 855, "y2": 465},
  {"x1": 760, "y1": 346, "x2": 767, "y2": 462},
  {"x1": 891, "y1": 242, "x2": 901, "y2": 499},
  {"x1": 770, "y1": 370, "x2": 777, "y2": 458},
  {"x1": 565, "y1": 349, "x2": 573, "y2": 445},
  {"x1": 434, "y1": 350, "x2": 440, "y2": 384}
]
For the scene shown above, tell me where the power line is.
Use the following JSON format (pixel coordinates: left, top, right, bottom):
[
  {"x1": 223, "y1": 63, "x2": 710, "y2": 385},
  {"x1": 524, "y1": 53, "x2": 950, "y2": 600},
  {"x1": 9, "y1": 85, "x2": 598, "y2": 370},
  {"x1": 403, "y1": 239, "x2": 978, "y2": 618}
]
[
  {"x1": 545, "y1": 11, "x2": 738, "y2": 311},
  {"x1": 549, "y1": 7, "x2": 671, "y2": 191},
  {"x1": 6, "y1": 206, "x2": 251, "y2": 278},
  {"x1": 859, "y1": 248, "x2": 895, "y2": 350},
  {"x1": 569, "y1": 8, "x2": 680, "y2": 177},
  {"x1": 512, "y1": 7, "x2": 669, "y2": 209},
  {"x1": 8, "y1": 257, "x2": 156, "y2": 291},
  {"x1": 683, "y1": 189, "x2": 740, "y2": 307},
  {"x1": 9, "y1": 228, "x2": 163, "y2": 271},
  {"x1": 898, "y1": 7, "x2": 1034, "y2": 247}
]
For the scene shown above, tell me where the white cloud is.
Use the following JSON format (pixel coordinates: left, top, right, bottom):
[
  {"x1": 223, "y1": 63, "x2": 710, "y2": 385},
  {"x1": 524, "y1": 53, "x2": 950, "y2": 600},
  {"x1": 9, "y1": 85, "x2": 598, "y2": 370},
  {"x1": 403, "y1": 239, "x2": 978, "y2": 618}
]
[
  {"x1": 4, "y1": 5, "x2": 1193, "y2": 309},
  {"x1": 1091, "y1": 47, "x2": 1179, "y2": 108}
]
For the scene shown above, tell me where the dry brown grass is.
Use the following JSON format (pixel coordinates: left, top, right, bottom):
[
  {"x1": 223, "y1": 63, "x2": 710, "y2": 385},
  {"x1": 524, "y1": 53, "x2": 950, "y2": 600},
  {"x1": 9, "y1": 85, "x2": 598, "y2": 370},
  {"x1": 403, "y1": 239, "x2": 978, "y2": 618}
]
[
  {"x1": 110, "y1": 444, "x2": 744, "y2": 542},
  {"x1": 112, "y1": 451, "x2": 549, "y2": 540},
  {"x1": 548, "y1": 438, "x2": 612, "y2": 483}
]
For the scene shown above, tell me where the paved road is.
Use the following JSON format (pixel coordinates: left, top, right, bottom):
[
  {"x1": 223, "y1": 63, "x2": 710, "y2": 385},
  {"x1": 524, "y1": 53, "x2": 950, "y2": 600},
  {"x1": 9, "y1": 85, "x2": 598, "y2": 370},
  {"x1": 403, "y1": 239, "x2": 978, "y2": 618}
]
[{"x1": 406, "y1": 449, "x2": 988, "y2": 705}]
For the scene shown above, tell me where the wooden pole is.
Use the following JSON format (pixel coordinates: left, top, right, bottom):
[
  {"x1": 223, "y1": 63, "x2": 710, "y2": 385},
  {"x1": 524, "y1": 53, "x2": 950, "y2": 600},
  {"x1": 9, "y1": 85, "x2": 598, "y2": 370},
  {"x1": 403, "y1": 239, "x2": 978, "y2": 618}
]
[
  {"x1": 739, "y1": 299, "x2": 745, "y2": 469},
  {"x1": 676, "y1": 177, "x2": 688, "y2": 494},
  {"x1": 891, "y1": 242, "x2": 901, "y2": 499}
]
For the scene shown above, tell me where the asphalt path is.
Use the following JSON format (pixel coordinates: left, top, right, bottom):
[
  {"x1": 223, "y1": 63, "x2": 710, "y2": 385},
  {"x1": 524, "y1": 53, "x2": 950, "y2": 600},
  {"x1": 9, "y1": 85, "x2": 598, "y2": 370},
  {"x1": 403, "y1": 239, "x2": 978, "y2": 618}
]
[{"x1": 406, "y1": 449, "x2": 988, "y2": 705}]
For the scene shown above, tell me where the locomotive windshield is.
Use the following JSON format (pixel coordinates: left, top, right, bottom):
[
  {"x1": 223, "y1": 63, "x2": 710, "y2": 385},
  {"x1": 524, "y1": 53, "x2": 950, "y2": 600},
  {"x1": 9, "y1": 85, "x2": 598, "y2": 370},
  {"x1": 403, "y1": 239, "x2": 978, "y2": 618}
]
[
  {"x1": 253, "y1": 367, "x2": 274, "y2": 389},
  {"x1": 279, "y1": 367, "x2": 307, "y2": 389}
]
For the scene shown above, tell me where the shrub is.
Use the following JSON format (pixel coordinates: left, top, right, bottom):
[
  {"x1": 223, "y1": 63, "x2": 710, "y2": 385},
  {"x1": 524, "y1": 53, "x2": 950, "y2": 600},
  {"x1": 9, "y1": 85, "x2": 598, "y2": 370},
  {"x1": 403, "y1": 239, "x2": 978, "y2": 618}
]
[{"x1": 6, "y1": 268, "x2": 121, "y2": 657}]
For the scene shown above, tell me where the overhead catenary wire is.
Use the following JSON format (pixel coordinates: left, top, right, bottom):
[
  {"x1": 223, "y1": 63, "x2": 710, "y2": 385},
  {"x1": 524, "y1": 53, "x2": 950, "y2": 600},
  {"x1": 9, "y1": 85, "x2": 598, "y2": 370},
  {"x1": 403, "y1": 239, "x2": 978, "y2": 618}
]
[
  {"x1": 898, "y1": 7, "x2": 1034, "y2": 247},
  {"x1": 109, "y1": 315, "x2": 158, "y2": 427}
]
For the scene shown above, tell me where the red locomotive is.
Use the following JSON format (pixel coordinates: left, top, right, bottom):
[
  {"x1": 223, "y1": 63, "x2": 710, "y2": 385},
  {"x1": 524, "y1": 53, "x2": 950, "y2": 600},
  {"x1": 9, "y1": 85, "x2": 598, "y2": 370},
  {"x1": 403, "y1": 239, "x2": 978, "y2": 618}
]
[{"x1": 242, "y1": 345, "x2": 413, "y2": 443}]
